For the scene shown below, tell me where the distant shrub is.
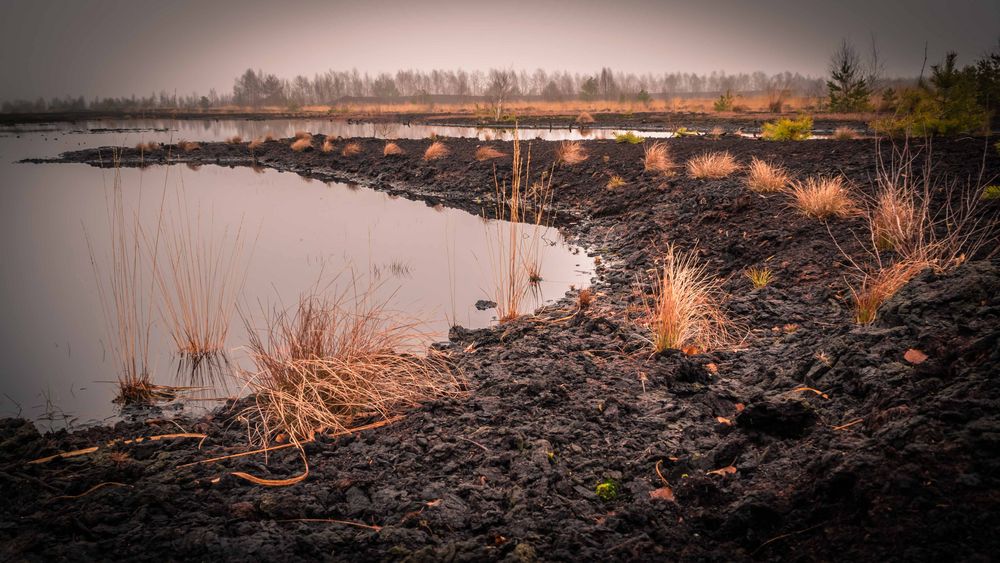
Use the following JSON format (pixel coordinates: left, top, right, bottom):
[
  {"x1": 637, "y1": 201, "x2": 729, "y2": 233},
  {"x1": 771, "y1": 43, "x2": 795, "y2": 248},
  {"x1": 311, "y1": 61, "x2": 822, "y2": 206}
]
[
  {"x1": 713, "y1": 89, "x2": 734, "y2": 112},
  {"x1": 614, "y1": 131, "x2": 645, "y2": 144},
  {"x1": 761, "y1": 116, "x2": 813, "y2": 141}
]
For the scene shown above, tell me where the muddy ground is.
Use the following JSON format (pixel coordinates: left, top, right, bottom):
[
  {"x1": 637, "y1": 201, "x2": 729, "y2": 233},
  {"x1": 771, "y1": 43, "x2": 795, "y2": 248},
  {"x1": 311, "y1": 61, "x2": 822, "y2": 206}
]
[{"x1": 3, "y1": 134, "x2": 1000, "y2": 561}]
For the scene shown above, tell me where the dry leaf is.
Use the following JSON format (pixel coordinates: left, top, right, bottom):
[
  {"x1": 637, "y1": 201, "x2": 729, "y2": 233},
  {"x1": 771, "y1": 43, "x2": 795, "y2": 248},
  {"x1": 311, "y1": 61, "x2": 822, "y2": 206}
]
[
  {"x1": 682, "y1": 346, "x2": 702, "y2": 356},
  {"x1": 734, "y1": 403, "x2": 745, "y2": 412},
  {"x1": 707, "y1": 465, "x2": 737, "y2": 476},
  {"x1": 425, "y1": 499, "x2": 442, "y2": 507},
  {"x1": 705, "y1": 363, "x2": 719, "y2": 374},
  {"x1": 716, "y1": 416, "x2": 732, "y2": 426},
  {"x1": 649, "y1": 486, "x2": 675, "y2": 502},
  {"x1": 904, "y1": 348, "x2": 928, "y2": 364}
]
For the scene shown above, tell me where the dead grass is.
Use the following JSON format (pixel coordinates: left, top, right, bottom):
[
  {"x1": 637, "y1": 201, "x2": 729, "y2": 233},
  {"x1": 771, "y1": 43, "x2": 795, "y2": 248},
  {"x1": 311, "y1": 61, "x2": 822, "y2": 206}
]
[
  {"x1": 606, "y1": 175, "x2": 627, "y2": 190},
  {"x1": 248, "y1": 138, "x2": 264, "y2": 150},
  {"x1": 576, "y1": 111, "x2": 595, "y2": 124},
  {"x1": 290, "y1": 137, "x2": 313, "y2": 152},
  {"x1": 746, "y1": 157, "x2": 791, "y2": 193},
  {"x1": 226, "y1": 135, "x2": 243, "y2": 144},
  {"x1": 383, "y1": 142, "x2": 404, "y2": 156},
  {"x1": 686, "y1": 151, "x2": 739, "y2": 179},
  {"x1": 475, "y1": 146, "x2": 505, "y2": 161},
  {"x1": 641, "y1": 244, "x2": 733, "y2": 354},
  {"x1": 321, "y1": 137, "x2": 335, "y2": 153},
  {"x1": 424, "y1": 140, "x2": 449, "y2": 160},
  {"x1": 555, "y1": 141, "x2": 587, "y2": 165},
  {"x1": 744, "y1": 265, "x2": 774, "y2": 288},
  {"x1": 239, "y1": 286, "x2": 464, "y2": 445},
  {"x1": 832, "y1": 126, "x2": 859, "y2": 140},
  {"x1": 263, "y1": 133, "x2": 276, "y2": 142},
  {"x1": 789, "y1": 176, "x2": 856, "y2": 219},
  {"x1": 342, "y1": 142, "x2": 362, "y2": 157},
  {"x1": 135, "y1": 141, "x2": 161, "y2": 152},
  {"x1": 176, "y1": 140, "x2": 200, "y2": 152},
  {"x1": 294, "y1": 130, "x2": 311, "y2": 140},
  {"x1": 850, "y1": 259, "x2": 928, "y2": 323},
  {"x1": 643, "y1": 141, "x2": 674, "y2": 174}
]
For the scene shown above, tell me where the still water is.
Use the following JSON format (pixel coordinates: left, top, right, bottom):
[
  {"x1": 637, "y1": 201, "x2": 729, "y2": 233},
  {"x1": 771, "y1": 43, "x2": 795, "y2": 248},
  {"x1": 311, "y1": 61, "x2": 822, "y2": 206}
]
[{"x1": 0, "y1": 123, "x2": 593, "y2": 428}]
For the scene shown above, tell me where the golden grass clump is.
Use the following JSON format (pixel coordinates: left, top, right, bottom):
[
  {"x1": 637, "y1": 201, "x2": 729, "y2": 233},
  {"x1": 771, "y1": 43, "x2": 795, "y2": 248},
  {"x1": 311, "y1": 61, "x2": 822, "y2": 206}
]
[
  {"x1": 424, "y1": 140, "x2": 449, "y2": 160},
  {"x1": 606, "y1": 175, "x2": 627, "y2": 190},
  {"x1": 642, "y1": 245, "x2": 733, "y2": 354},
  {"x1": 578, "y1": 288, "x2": 594, "y2": 309},
  {"x1": 744, "y1": 266, "x2": 774, "y2": 288},
  {"x1": 176, "y1": 140, "x2": 200, "y2": 152},
  {"x1": 248, "y1": 138, "x2": 264, "y2": 150},
  {"x1": 383, "y1": 142, "x2": 405, "y2": 156},
  {"x1": 643, "y1": 141, "x2": 674, "y2": 174},
  {"x1": 555, "y1": 141, "x2": 587, "y2": 165},
  {"x1": 850, "y1": 259, "x2": 928, "y2": 324},
  {"x1": 290, "y1": 137, "x2": 313, "y2": 152},
  {"x1": 746, "y1": 157, "x2": 791, "y2": 193},
  {"x1": 789, "y1": 176, "x2": 856, "y2": 219},
  {"x1": 686, "y1": 151, "x2": 739, "y2": 179},
  {"x1": 263, "y1": 133, "x2": 276, "y2": 142},
  {"x1": 240, "y1": 288, "x2": 464, "y2": 445},
  {"x1": 475, "y1": 146, "x2": 506, "y2": 161},
  {"x1": 294, "y1": 130, "x2": 311, "y2": 140},
  {"x1": 832, "y1": 126, "x2": 859, "y2": 140},
  {"x1": 342, "y1": 142, "x2": 362, "y2": 157},
  {"x1": 321, "y1": 137, "x2": 335, "y2": 153},
  {"x1": 576, "y1": 111, "x2": 595, "y2": 124},
  {"x1": 226, "y1": 135, "x2": 243, "y2": 144}
]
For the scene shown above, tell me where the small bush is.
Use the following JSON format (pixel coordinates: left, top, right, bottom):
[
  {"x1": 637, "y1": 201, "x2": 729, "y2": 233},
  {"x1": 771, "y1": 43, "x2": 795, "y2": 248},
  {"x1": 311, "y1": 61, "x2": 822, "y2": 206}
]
[
  {"x1": 383, "y1": 142, "x2": 405, "y2": 156},
  {"x1": 643, "y1": 141, "x2": 674, "y2": 174},
  {"x1": 789, "y1": 176, "x2": 856, "y2": 219},
  {"x1": 475, "y1": 146, "x2": 505, "y2": 161},
  {"x1": 713, "y1": 90, "x2": 734, "y2": 112},
  {"x1": 746, "y1": 157, "x2": 790, "y2": 193},
  {"x1": 687, "y1": 151, "x2": 739, "y2": 179},
  {"x1": 424, "y1": 140, "x2": 449, "y2": 160},
  {"x1": 555, "y1": 141, "x2": 587, "y2": 165},
  {"x1": 614, "y1": 131, "x2": 645, "y2": 144},
  {"x1": 761, "y1": 116, "x2": 813, "y2": 141}
]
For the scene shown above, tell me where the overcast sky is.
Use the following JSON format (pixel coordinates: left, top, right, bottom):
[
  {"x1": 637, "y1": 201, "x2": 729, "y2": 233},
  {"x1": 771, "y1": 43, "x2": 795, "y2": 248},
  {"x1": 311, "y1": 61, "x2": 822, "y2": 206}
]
[{"x1": 1, "y1": 0, "x2": 997, "y2": 100}]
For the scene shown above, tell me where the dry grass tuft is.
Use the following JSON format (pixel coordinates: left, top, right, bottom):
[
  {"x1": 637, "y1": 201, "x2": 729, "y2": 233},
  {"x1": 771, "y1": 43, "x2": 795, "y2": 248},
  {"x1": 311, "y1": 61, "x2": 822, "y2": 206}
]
[
  {"x1": 744, "y1": 266, "x2": 774, "y2": 288},
  {"x1": 686, "y1": 151, "x2": 739, "y2": 179},
  {"x1": 321, "y1": 137, "x2": 335, "y2": 153},
  {"x1": 263, "y1": 133, "x2": 276, "y2": 142},
  {"x1": 135, "y1": 141, "x2": 161, "y2": 153},
  {"x1": 576, "y1": 111, "x2": 595, "y2": 124},
  {"x1": 176, "y1": 140, "x2": 200, "y2": 152},
  {"x1": 832, "y1": 126, "x2": 859, "y2": 140},
  {"x1": 248, "y1": 138, "x2": 264, "y2": 150},
  {"x1": 578, "y1": 288, "x2": 594, "y2": 309},
  {"x1": 383, "y1": 142, "x2": 405, "y2": 156},
  {"x1": 606, "y1": 175, "x2": 627, "y2": 190},
  {"x1": 850, "y1": 259, "x2": 928, "y2": 324},
  {"x1": 342, "y1": 142, "x2": 362, "y2": 157},
  {"x1": 294, "y1": 130, "x2": 311, "y2": 140},
  {"x1": 643, "y1": 141, "x2": 674, "y2": 174},
  {"x1": 746, "y1": 157, "x2": 791, "y2": 193},
  {"x1": 789, "y1": 176, "x2": 856, "y2": 219},
  {"x1": 291, "y1": 137, "x2": 313, "y2": 152},
  {"x1": 555, "y1": 141, "x2": 587, "y2": 165},
  {"x1": 641, "y1": 245, "x2": 733, "y2": 354},
  {"x1": 226, "y1": 135, "x2": 243, "y2": 144},
  {"x1": 475, "y1": 146, "x2": 506, "y2": 161},
  {"x1": 240, "y1": 287, "x2": 464, "y2": 445},
  {"x1": 424, "y1": 140, "x2": 449, "y2": 160}
]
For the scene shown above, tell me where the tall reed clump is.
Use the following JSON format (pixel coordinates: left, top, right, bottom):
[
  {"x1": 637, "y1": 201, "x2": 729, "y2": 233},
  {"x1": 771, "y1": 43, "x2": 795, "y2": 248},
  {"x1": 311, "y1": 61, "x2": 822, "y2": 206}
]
[
  {"x1": 746, "y1": 157, "x2": 790, "y2": 192},
  {"x1": 85, "y1": 150, "x2": 166, "y2": 404},
  {"x1": 789, "y1": 176, "x2": 856, "y2": 219},
  {"x1": 687, "y1": 151, "x2": 739, "y2": 179},
  {"x1": 487, "y1": 128, "x2": 555, "y2": 322},
  {"x1": 555, "y1": 140, "x2": 587, "y2": 165},
  {"x1": 424, "y1": 140, "x2": 449, "y2": 160},
  {"x1": 643, "y1": 141, "x2": 674, "y2": 174},
  {"x1": 641, "y1": 244, "x2": 733, "y2": 354},
  {"x1": 844, "y1": 142, "x2": 998, "y2": 323},
  {"x1": 239, "y1": 286, "x2": 463, "y2": 446},
  {"x1": 149, "y1": 178, "x2": 252, "y2": 367}
]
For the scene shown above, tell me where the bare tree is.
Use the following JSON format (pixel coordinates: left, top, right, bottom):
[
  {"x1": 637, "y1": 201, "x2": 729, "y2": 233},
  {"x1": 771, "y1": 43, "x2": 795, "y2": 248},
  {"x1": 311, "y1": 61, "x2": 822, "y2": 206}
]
[{"x1": 487, "y1": 69, "x2": 517, "y2": 120}]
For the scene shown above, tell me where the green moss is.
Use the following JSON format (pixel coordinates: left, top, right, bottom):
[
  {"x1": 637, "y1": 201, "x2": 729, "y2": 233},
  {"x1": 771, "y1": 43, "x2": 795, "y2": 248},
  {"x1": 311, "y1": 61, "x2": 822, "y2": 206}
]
[
  {"x1": 614, "y1": 131, "x2": 645, "y2": 144},
  {"x1": 982, "y1": 185, "x2": 1000, "y2": 201},
  {"x1": 761, "y1": 116, "x2": 813, "y2": 141},
  {"x1": 595, "y1": 479, "x2": 619, "y2": 501}
]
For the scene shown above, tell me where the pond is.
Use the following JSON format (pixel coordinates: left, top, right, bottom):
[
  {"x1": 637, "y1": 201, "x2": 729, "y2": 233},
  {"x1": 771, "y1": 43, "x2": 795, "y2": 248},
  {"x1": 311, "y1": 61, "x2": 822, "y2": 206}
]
[{"x1": 0, "y1": 123, "x2": 594, "y2": 428}]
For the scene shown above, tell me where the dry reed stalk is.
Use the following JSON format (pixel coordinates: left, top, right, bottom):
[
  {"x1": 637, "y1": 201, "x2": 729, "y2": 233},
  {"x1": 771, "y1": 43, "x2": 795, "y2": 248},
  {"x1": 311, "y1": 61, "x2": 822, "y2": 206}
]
[
  {"x1": 555, "y1": 141, "x2": 587, "y2": 165},
  {"x1": 686, "y1": 151, "x2": 739, "y2": 179},
  {"x1": 789, "y1": 176, "x2": 856, "y2": 219},
  {"x1": 424, "y1": 140, "x2": 449, "y2": 160},
  {"x1": 641, "y1": 245, "x2": 733, "y2": 354},
  {"x1": 643, "y1": 141, "x2": 674, "y2": 174},
  {"x1": 383, "y1": 142, "x2": 404, "y2": 156},
  {"x1": 746, "y1": 157, "x2": 791, "y2": 193},
  {"x1": 239, "y1": 284, "x2": 463, "y2": 446},
  {"x1": 475, "y1": 146, "x2": 505, "y2": 161}
]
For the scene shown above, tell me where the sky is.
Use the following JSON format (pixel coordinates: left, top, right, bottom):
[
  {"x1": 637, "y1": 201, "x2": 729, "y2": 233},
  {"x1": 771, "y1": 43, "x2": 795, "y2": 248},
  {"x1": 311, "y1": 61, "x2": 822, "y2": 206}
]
[{"x1": 1, "y1": 0, "x2": 997, "y2": 100}]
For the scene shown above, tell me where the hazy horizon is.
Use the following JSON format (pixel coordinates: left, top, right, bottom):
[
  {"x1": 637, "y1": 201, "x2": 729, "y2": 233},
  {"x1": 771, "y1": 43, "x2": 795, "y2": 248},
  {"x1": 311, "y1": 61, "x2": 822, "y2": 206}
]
[{"x1": 1, "y1": 0, "x2": 997, "y2": 101}]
